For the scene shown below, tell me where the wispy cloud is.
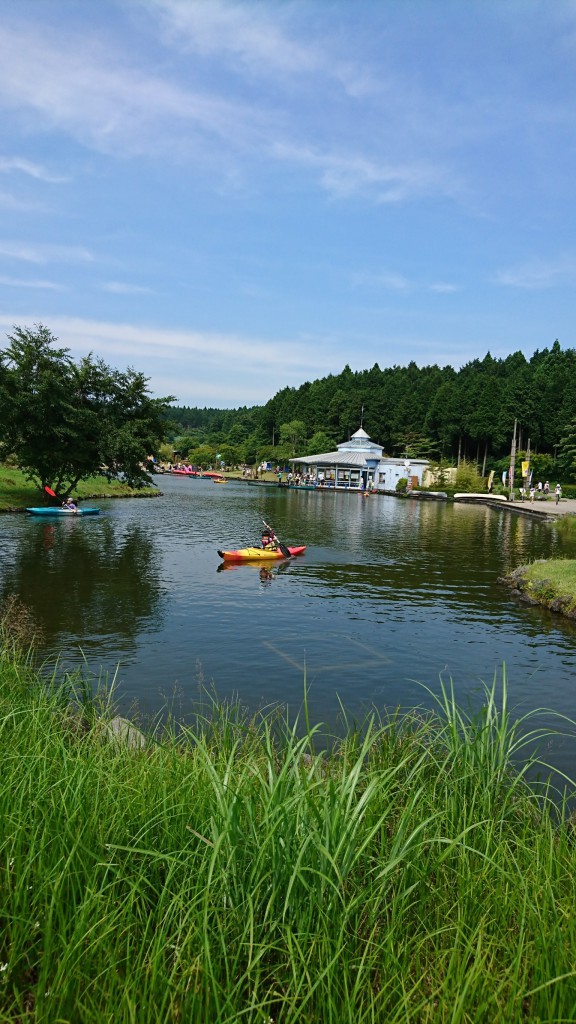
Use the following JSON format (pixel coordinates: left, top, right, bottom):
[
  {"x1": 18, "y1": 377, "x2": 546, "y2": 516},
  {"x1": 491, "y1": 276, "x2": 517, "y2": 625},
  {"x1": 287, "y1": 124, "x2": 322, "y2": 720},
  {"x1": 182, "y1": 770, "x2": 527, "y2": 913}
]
[
  {"x1": 0, "y1": 275, "x2": 64, "y2": 290},
  {"x1": 0, "y1": 190, "x2": 46, "y2": 211},
  {"x1": 496, "y1": 258, "x2": 576, "y2": 289},
  {"x1": 272, "y1": 143, "x2": 459, "y2": 203},
  {"x1": 144, "y1": 0, "x2": 323, "y2": 77},
  {"x1": 352, "y1": 269, "x2": 411, "y2": 292},
  {"x1": 0, "y1": 314, "x2": 329, "y2": 374},
  {"x1": 0, "y1": 9, "x2": 468, "y2": 210},
  {"x1": 429, "y1": 282, "x2": 459, "y2": 294},
  {"x1": 0, "y1": 241, "x2": 94, "y2": 264},
  {"x1": 0, "y1": 157, "x2": 67, "y2": 183},
  {"x1": 101, "y1": 281, "x2": 154, "y2": 295},
  {"x1": 0, "y1": 22, "x2": 267, "y2": 161}
]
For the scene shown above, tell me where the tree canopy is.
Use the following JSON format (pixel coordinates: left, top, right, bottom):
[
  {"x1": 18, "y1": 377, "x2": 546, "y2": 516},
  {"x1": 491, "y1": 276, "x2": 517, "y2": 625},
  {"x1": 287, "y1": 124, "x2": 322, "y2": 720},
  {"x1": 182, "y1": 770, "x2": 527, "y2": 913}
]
[
  {"x1": 0, "y1": 325, "x2": 173, "y2": 497},
  {"x1": 167, "y1": 339, "x2": 576, "y2": 481}
]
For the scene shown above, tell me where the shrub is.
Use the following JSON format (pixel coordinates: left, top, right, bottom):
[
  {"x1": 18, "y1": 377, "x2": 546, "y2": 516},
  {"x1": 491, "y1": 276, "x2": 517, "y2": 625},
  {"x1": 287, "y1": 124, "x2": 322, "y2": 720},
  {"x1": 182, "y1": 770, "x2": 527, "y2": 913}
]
[
  {"x1": 454, "y1": 459, "x2": 482, "y2": 492},
  {"x1": 0, "y1": 594, "x2": 43, "y2": 652}
]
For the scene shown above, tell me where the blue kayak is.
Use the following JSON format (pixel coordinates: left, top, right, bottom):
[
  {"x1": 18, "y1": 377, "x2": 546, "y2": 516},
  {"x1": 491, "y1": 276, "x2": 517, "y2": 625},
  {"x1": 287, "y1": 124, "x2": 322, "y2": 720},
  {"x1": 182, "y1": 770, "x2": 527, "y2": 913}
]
[{"x1": 26, "y1": 507, "x2": 100, "y2": 516}]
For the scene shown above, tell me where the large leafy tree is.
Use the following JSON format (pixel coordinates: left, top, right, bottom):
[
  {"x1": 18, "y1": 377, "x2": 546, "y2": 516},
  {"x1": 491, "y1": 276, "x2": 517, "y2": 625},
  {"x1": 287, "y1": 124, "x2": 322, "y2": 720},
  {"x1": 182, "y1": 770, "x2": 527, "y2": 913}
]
[
  {"x1": 558, "y1": 419, "x2": 576, "y2": 481},
  {"x1": 0, "y1": 325, "x2": 173, "y2": 498},
  {"x1": 279, "y1": 420, "x2": 308, "y2": 456}
]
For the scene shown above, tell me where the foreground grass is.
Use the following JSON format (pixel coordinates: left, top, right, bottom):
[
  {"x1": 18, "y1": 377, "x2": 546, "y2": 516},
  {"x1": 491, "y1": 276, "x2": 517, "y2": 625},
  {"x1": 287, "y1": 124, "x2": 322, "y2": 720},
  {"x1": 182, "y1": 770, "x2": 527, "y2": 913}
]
[
  {"x1": 0, "y1": 464, "x2": 159, "y2": 511},
  {"x1": 1, "y1": 655, "x2": 576, "y2": 1023}
]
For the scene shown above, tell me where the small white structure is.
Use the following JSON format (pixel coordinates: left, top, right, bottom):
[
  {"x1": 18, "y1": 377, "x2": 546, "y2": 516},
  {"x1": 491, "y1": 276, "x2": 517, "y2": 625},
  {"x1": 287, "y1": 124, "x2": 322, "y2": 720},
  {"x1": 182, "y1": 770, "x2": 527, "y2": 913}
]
[{"x1": 290, "y1": 427, "x2": 429, "y2": 491}]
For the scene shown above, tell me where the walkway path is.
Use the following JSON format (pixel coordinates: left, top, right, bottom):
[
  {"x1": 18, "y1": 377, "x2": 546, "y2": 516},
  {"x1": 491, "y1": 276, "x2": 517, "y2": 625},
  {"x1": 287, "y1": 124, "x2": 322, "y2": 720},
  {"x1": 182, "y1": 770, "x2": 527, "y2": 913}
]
[{"x1": 497, "y1": 496, "x2": 576, "y2": 518}]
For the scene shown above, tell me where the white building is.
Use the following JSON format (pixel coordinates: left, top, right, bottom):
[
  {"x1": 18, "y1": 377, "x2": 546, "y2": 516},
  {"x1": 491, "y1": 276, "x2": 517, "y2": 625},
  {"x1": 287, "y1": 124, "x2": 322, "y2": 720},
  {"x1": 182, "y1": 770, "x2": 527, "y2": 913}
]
[{"x1": 290, "y1": 427, "x2": 429, "y2": 491}]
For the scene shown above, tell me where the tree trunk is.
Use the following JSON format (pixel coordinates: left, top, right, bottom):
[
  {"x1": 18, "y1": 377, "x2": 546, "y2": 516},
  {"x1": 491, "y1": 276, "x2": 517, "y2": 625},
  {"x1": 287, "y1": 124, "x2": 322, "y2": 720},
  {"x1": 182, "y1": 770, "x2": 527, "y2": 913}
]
[{"x1": 481, "y1": 440, "x2": 488, "y2": 478}]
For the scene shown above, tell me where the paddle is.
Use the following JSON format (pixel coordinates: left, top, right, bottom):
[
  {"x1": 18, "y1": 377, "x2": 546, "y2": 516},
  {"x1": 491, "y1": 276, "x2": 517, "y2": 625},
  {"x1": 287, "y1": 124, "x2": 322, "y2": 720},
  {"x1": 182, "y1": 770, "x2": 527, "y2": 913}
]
[
  {"x1": 44, "y1": 485, "x2": 62, "y2": 504},
  {"x1": 261, "y1": 518, "x2": 292, "y2": 559},
  {"x1": 44, "y1": 485, "x2": 78, "y2": 511}
]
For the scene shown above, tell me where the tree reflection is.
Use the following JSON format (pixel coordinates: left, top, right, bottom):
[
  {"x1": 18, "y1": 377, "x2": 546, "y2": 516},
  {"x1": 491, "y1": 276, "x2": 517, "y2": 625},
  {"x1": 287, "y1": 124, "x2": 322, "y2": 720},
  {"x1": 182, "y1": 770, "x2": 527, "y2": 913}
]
[{"x1": 1, "y1": 520, "x2": 162, "y2": 646}]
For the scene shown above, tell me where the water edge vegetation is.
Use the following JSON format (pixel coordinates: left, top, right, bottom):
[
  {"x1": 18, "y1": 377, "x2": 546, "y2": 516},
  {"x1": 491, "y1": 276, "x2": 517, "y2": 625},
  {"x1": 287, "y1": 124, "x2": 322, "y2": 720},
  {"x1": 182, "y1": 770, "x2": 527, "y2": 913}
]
[
  {"x1": 1, "y1": 625, "x2": 576, "y2": 1021},
  {"x1": 0, "y1": 464, "x2": 160, "y2": 512}
]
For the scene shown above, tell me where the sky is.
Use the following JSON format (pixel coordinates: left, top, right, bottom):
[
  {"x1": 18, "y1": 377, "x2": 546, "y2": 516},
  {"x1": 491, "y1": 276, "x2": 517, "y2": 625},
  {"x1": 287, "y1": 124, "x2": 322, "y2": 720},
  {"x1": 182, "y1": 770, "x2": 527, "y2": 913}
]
[{"x1": 1, "y1": 0, "x2": 576, "y2": 408}]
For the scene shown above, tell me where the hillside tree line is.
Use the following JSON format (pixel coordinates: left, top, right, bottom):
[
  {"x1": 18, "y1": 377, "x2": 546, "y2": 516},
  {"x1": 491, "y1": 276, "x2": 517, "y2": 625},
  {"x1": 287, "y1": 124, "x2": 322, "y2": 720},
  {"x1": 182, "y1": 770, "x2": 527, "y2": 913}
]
[{"x1": 167, "y1": 341, "x2": 576, "y2": 481}]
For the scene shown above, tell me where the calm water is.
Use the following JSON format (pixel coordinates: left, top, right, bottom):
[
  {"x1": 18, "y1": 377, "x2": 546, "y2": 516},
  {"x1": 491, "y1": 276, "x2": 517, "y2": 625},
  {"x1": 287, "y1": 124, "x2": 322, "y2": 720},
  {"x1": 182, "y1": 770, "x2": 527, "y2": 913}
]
[{"x1": 2, "y1": 475, "x2": 576, "y2": 770}]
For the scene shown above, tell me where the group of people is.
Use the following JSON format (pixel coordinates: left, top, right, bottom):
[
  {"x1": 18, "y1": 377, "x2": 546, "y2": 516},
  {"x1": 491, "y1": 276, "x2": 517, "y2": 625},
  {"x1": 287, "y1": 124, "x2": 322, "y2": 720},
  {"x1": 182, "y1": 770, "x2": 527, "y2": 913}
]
[{"x1": 517, "y1": 481, "x2": 562, "y2": 504}]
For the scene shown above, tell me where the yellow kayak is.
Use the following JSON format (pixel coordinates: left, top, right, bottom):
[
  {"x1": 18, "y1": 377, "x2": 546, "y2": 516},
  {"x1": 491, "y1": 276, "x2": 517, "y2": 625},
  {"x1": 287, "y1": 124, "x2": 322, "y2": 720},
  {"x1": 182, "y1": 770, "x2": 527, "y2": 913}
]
[{"x1": 217, "y1": 545, "x2": 306, "y2": 562}]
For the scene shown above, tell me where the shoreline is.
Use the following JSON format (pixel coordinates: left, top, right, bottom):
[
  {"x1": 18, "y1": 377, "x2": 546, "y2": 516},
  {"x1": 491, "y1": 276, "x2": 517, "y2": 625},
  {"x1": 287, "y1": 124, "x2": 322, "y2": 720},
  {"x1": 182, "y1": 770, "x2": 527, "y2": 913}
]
[{"x1": 498, "y1": 560, "x2": 576, "y2": 619}]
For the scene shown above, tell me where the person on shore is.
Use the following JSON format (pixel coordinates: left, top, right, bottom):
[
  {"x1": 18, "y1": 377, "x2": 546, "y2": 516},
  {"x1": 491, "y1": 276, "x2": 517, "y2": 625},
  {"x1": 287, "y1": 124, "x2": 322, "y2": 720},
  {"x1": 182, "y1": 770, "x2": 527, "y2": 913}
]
[
  {"x1": 537, "y1": 481, "x2": 543, "y2": 498},
  {"x1": 529, "y1": 487, "x2": 535, "y2": 503},
  {"x1": 555, "y1": 484, "x2": 562, "y2": 504},
  {"x1": 544, "y1": 481, "x2": 550, "y2": 495},
  {"x1": 519, "y1": 486, "x2": 525, "y2": 501}
]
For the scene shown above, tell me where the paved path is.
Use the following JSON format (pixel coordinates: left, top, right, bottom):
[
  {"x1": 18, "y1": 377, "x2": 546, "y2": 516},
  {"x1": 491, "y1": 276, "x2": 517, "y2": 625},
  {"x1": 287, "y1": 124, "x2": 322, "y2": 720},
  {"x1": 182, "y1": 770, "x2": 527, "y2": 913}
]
[{"x1": 500, "y1": 496, "x2": 576, "y2": 518}]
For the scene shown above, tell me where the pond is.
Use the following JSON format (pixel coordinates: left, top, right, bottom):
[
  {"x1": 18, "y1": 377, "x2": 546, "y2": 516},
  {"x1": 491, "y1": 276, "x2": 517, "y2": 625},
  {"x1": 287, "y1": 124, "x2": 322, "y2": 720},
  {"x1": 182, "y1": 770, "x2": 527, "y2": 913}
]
[{"x1": 2, "y1": 475, "x2": 576, "y2": 773}]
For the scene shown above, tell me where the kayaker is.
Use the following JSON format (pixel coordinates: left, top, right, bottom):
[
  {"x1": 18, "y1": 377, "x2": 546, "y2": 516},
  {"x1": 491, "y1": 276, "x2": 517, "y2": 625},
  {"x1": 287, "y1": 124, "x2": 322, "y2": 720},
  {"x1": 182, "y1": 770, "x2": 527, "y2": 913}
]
[
  {"x1": 62, "y1": 498, "x2": 78, "y2": 513},
  {"x1": 261, "y1": 529, "x2": 277, "y2": 550}
]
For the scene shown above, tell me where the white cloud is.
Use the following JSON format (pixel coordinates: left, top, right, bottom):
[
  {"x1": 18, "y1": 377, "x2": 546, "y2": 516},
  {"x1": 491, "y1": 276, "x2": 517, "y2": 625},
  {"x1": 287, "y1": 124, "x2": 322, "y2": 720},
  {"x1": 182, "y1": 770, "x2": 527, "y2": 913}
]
[
  {"x1": 352, "y1": 269, "x2": 411, "y2": 292},
  {"x1": 272, "y1": 142, "x2": 459, "y2": 203},
  {"x1": 101, "y1": 281, "x2": 154, "y2": 295},
  {"x1": 144, "y1": 0, "x2": 323, "y2": 77},
  {"x1": 0, "y1": 241, "x2": 94, "y2": 264},
  {"x1": 0, "y1": 313, "x2": 329, "y2": 375},
  {"x1": 496, "y1": 258, "x2": 576, "y2": 289},
  {"x1": 0, "y1": 191, "x2": 46, "y2": 211},
  {"x1": 429, "y1": 282, "x2": 459, "y2": 294},
  {"x1": 0, "y1": 22, "x2": 266, "y2": 161},
  {"x1": 0, "y1": 157, "x2": 67, "y2": 183},
  {"x1": 0, "y1": 275, "x2": 64, "y2": 290}
]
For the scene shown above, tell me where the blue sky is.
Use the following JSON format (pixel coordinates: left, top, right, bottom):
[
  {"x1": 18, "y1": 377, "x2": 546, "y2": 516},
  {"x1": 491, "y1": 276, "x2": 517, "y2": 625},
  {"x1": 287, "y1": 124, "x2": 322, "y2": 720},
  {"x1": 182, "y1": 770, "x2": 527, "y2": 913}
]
[{"x1": 1, "y1": 0, "x2": 575, "y2": 408}]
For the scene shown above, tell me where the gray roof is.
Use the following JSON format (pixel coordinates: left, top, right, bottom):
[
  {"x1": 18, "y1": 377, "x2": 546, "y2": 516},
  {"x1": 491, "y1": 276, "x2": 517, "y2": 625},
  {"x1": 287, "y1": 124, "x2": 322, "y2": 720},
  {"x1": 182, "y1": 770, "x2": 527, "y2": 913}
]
[
  {"x1": 290, "y1": 451, "x2": 430, "y2": 467},
  {"x1": 289, "y1": 450, "x2": 369, "y2": 467}
]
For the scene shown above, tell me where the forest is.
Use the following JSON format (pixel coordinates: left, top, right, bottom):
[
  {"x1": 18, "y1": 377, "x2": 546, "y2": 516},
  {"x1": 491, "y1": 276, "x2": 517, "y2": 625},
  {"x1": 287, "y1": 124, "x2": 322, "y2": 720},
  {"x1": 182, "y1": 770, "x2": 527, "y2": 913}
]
[{"x1": 166, "y1": 341, "x2": 576, "y2": 480}]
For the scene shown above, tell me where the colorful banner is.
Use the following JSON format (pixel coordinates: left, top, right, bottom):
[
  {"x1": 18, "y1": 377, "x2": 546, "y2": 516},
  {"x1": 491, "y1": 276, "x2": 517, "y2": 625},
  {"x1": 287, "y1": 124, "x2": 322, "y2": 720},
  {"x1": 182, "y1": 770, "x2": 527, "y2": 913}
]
[{"x1": 521, "y1": 461, "x2": 530, "y2": 478}]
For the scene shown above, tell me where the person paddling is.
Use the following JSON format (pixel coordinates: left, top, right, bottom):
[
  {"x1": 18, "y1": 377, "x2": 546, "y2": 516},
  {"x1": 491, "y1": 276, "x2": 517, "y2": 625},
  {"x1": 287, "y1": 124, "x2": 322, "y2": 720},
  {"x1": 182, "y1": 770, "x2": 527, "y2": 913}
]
[
  {"x1": 62, "y1": 497, "x2": 78, "y2": 513},
  {"x1": 261, "y1": 528, "x2": 277, "y2": 550}
]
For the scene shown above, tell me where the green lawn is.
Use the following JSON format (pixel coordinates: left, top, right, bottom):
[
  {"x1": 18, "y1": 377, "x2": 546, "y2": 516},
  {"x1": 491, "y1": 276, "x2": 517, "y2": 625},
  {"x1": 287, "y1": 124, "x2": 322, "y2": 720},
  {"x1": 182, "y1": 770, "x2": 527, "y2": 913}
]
[
  {"x1": 524, "y1": 557, "x2": 576, "y2": 591},
  {"x1": 505, "y1": 557, "x2": 576, "y2": 615},
  {"x1": 0, "y1": 464, "x2": 160, "y2": 511}
]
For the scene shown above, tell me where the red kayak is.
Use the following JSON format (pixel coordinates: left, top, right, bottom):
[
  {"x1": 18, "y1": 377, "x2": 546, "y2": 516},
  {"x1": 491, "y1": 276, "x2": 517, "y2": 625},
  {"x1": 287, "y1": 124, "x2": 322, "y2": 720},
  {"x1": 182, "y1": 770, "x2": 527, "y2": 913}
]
[{"x1": 217, "y1": 545, "x2": 306, "y2": 562}]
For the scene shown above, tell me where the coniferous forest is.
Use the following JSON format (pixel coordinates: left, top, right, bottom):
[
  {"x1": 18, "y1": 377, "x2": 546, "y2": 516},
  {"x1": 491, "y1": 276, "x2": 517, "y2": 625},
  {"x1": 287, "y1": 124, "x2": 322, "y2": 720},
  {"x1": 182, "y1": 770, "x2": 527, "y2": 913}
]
[{"x1": 167, "y1": 341, "x2": 576, "y2": 480}]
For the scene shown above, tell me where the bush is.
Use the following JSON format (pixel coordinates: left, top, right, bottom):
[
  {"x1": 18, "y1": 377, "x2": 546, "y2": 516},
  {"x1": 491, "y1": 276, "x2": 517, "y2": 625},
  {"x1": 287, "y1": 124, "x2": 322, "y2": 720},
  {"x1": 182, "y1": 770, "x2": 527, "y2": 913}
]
[
  {"x1": 454, "y1": 459, "x2": 482, "y2": 492},
  {"x1": 396, "y1": 477, "x2": 408, "y2": 492}
]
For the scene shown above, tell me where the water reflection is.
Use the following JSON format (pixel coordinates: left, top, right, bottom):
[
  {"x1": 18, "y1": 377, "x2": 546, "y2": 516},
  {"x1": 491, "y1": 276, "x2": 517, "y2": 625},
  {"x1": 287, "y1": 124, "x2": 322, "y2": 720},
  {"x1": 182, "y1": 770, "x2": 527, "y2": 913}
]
[
  {"x1": 2, "y1": 479, "x2": 576, "y2": 778},
  {"x1": 1, "y1": 518, "x2": 163, "y2": 652}
]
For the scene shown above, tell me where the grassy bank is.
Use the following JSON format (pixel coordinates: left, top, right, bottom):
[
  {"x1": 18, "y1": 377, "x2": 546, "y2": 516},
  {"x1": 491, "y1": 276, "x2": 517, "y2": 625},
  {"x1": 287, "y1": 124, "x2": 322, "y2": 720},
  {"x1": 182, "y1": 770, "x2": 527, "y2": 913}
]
[
  {"x1": 0, "y1": 464, "x2": 160, "y2": 511},
  {"x1": 1, "y1": 650, "x2": 576, "y2": 1021},
  {"x1": 500, "y1": 558, "x2": 576, "y2": 618}
]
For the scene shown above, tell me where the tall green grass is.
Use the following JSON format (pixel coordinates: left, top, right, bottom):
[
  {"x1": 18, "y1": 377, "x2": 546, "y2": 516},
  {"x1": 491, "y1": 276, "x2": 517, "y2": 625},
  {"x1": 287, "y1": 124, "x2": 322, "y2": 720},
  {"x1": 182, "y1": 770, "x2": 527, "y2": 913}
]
[{"x1": 1, "y1": 649, "x2": 576, "y2": 1022}]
